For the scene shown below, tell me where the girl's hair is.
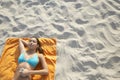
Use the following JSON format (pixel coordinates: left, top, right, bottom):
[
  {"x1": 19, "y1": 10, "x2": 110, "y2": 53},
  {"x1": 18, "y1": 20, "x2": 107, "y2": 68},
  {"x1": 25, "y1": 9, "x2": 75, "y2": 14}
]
[{"x1": 34, "y1": 37, "x2": 44, "y2": 54}]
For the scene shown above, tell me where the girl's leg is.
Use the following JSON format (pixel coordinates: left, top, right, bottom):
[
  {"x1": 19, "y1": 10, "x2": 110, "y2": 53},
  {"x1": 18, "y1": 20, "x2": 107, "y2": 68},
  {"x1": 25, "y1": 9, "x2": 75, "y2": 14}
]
[
  {"x1": 13, "y1": 63, "x2": 32, "y2": 80},
  {"x1": 12, "y1": 70, "x2": 20, "y2": 80},
  {"x1": 13, "y1": 68, "x2": 31, "y2": 80}
]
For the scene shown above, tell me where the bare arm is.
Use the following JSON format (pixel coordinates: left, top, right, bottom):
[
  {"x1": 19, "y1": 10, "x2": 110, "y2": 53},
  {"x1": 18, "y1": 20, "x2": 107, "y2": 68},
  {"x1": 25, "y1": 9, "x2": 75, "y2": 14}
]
[
  {"x1": 19, "y1": 38, "x2": 27, "y2": 53},
  {"x1": 29, "y1": 54, "x2": 49, "y2": 75},
  {"x1": 21, "y1": 39, "x2": 28, "y2": 47}
]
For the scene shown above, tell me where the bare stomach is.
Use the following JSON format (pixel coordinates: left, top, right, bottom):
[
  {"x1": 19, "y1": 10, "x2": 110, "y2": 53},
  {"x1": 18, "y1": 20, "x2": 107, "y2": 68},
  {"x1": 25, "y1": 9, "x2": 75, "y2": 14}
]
[
  {"x1": 13, "y1": 62, "x2": 33, "y2": 80},
  {"x1": 17, "y1": 62, "x2": 32, "y2": 69}
]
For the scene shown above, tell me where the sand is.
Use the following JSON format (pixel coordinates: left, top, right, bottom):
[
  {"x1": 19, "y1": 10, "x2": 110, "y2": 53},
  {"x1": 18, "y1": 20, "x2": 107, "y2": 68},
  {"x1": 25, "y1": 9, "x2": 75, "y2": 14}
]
[{"x1": 0, "y1": 0, "x2": 120, "y2": 80}]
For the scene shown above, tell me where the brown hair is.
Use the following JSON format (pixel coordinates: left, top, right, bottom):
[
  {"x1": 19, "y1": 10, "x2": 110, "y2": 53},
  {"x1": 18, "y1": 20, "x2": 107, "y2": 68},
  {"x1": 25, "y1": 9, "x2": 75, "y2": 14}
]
[{"x1": 34, "y1": 37, "x2": 43, "y2": 54}]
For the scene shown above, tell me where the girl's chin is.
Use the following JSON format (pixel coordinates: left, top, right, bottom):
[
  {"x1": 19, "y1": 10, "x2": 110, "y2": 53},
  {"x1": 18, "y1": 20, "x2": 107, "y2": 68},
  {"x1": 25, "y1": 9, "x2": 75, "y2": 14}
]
[{"x1": 28, "y1": 47, "x2": 34, "y2": 50}]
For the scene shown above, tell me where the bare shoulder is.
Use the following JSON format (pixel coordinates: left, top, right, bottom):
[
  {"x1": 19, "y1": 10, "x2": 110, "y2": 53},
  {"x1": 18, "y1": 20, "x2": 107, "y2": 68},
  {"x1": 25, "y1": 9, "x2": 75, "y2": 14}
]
[
  {"x1": 38, "y1": 53, "x2": 48, "y2": 71},
  {"x1": 38, "y1": 54, "x2": 44, "y2": 59},
  {"x1": 38, "y1": 54, "x2": 47, "y2": 66}
]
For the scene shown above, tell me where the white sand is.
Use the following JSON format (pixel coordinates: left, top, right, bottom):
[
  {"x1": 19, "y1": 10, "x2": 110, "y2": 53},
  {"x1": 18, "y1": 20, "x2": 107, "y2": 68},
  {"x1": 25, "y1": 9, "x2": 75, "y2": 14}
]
[{"x1": 0, "y1": 0, "x2": 120, "y2": 80}]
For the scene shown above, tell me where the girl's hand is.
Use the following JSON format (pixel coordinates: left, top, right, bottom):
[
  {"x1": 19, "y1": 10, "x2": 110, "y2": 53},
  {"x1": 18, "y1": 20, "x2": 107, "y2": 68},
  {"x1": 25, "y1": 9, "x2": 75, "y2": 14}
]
[
  {"x1": 19, "y1": 38, "x2": 28, "y2": 47},
  {"x1": 20, "y1": 68, "x2": 30, "y2": 76}
]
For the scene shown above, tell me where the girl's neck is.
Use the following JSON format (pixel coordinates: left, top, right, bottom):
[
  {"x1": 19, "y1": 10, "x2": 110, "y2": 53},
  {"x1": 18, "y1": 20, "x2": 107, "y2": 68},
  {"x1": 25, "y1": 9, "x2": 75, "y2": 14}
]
[{"x1": 27, "y1": 49, "x2": 36, "y2": 54}]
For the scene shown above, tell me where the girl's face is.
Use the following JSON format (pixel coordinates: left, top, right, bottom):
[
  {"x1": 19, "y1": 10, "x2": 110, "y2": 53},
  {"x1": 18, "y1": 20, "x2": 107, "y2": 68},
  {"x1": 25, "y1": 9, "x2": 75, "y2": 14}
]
[{"x1": 28, "y1": 38, "x2": 38, "y2": 50}]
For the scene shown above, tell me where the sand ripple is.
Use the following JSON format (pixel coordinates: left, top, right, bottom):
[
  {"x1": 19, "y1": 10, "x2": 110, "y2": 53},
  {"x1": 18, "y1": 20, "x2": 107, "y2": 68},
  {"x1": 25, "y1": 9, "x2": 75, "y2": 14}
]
[{"x1": 0, "y1": 0, "x2": 120, "y2": 80}]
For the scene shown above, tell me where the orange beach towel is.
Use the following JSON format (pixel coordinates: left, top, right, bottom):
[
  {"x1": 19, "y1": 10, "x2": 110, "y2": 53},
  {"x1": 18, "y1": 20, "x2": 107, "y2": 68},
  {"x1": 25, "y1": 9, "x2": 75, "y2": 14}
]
[{"x1": 0, "y1": 38, "x2": 56, "y2": 80}]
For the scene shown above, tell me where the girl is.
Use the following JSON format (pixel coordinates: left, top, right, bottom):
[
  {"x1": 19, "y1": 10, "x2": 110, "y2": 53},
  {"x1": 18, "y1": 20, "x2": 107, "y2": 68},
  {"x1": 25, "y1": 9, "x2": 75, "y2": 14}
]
[{"x1": 13, "y1": 37, "x2": 48, "y2": 80}]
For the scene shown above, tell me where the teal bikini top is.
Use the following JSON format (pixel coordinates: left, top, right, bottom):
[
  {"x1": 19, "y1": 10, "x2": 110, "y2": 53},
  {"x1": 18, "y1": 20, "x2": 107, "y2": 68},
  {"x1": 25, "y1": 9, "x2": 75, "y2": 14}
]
[{"x1": 18, "y1": 53, "x2": 39, "y2": 68}]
